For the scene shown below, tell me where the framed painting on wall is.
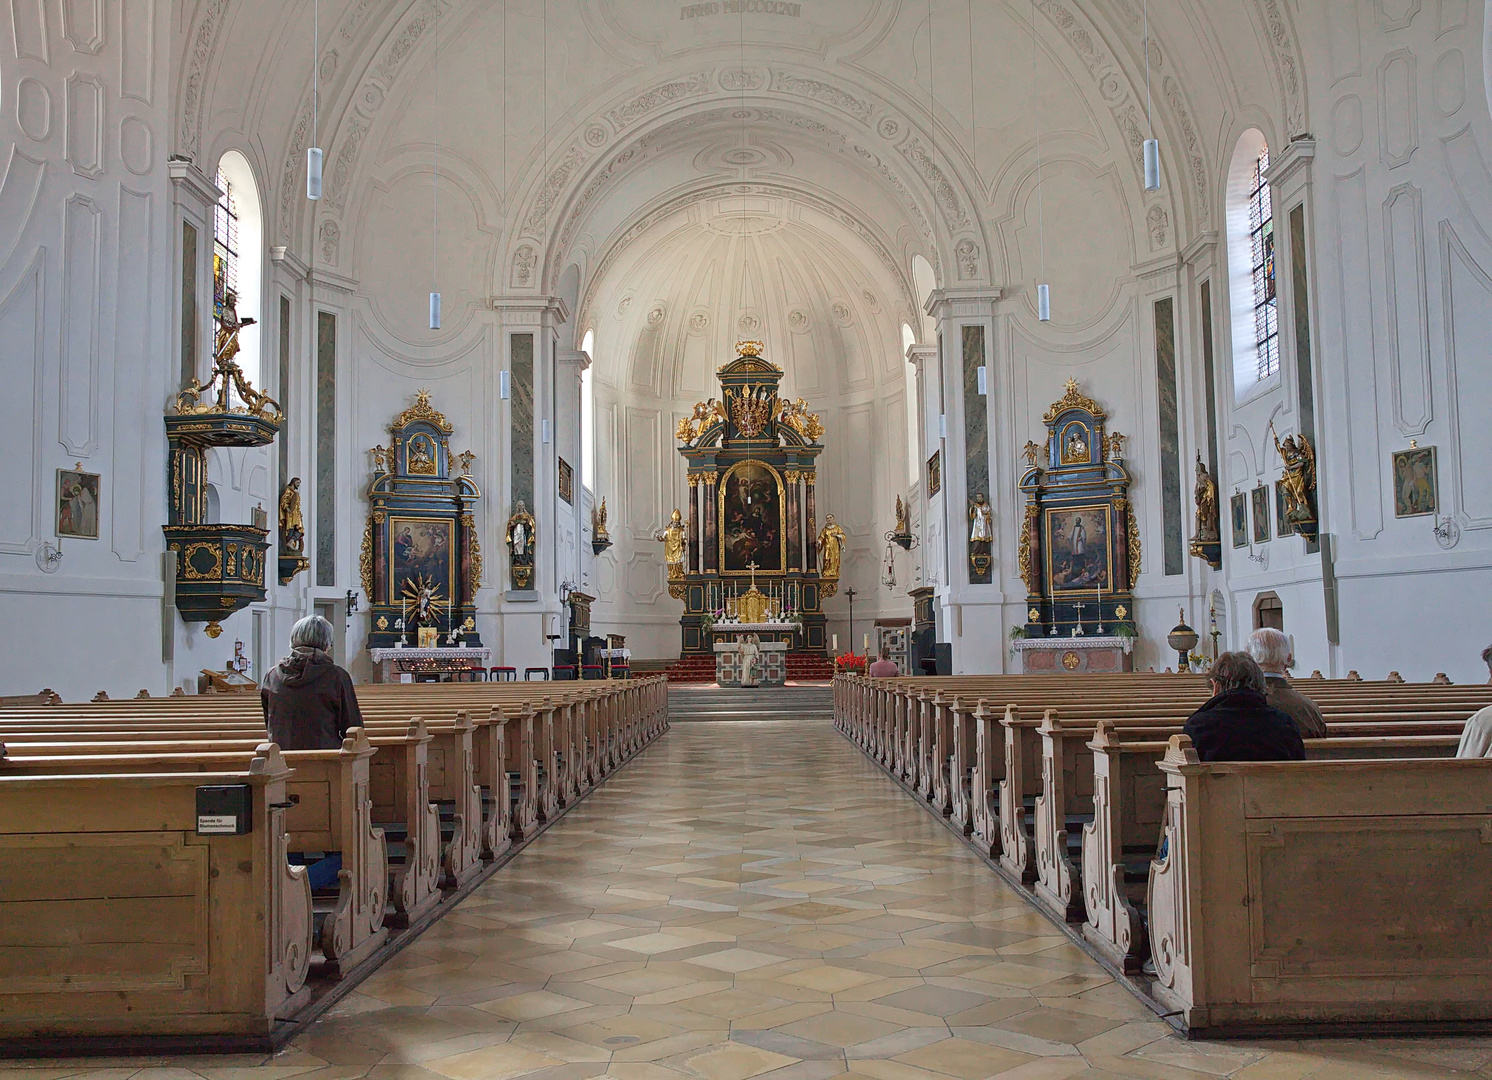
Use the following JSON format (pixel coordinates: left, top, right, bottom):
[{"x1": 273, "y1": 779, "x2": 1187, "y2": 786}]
[
  {"x1": 1391, "y1": 445, "x2": 1438, "y2": 518},
  {"x1": 1251, "y1": 485, "x2": 1271, "y2": 543},
  {"x1": 927, "y1": 451, "x2": 941, "y2": 496},
  {"x1": 1275, "y1": 481, "x2": 1292, "y2": 537},
  {"x1": 1231, "y1": 492, "x2": 1248, "y2": 549},
  {"x1": 388, "y1": 517, "x2": 454, "y2": 605},
  {"x1": 1043, "y1": 504, "x2": 1113, "y2": 592},
  {"x1": 558, "y1": 458, "x2": 574, "y2": 505},
  {"x1": 57, "y1": 468, "x2": 101, "y2": 539}
]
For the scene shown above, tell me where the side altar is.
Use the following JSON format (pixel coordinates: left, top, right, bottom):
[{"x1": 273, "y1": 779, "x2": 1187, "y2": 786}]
[
  {"x1": 1015, "y1": 380, "x2": 1139, "y2": 673},
  {"x1": 667, "y1": 342, "x2": 832, "y2": 656}
]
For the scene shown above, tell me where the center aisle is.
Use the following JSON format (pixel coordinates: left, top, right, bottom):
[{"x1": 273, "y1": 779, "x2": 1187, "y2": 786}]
[{"x1": 289, "y1": 722, "x2": 1487, "y2": 1080}]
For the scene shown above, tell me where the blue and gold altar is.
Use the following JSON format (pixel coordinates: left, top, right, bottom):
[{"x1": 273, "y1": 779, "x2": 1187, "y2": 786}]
[
  {"x1": 671, "y1": 343, "x2": 831, "y2": 656},
  {"x1": 361, "y1": 390, "x2": 484, "y2": 651},
  {"x1": 1018, "y1": 379, "x2": 1141, "y2": 643}
]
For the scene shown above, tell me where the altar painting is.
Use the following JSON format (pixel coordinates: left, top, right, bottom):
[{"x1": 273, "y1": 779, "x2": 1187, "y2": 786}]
[
  {"x1": 1043, "y1": 505, "x2": 1112, "y2": 591},
  {"x1": 389, "y1": 517, "x2": 453, "y2": 604},
  {"x1": 720, "y1": 461, "x2": 783, "y2": 573}
]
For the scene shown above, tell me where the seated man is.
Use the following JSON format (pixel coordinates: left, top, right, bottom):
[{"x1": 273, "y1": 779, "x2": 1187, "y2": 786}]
[
  {"x1": 1484, "y1": 644, "x2": 1492, "y2": 685},
  {"x1": 1457, "y1": 706, "x2": 1492, "y2": 758},
  {"x1": 262, "y1": 615, "x2": 362, "y2": 750},
  {"x1": 867, "y1": 648, "x2": 901, "y2": 678},
  {"x1": 1183, "y1": 651, "x2": 1305, "y2": 762},
  {"x1": 1245, "y1": 627, "x2": 1326, "y2": 739}
]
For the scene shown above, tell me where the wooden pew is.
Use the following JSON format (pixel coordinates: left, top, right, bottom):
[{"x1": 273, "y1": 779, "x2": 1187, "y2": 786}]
[
  {"x1": 0, "y1": 745, "x2": 313, "y2": 1039},
  {"x1": 0, "y1": 733, "x2": 390, "y2": 977},
  {"x1": 1146, "y1": 735, "x2": 1492, "y2": 1032}
]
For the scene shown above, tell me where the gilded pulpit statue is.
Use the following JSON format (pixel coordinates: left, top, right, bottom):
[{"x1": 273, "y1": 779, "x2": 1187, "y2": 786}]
[
  {"x1": 506, "y1": 500, "x2": 537, "y2": 589},
  {"x1": 969, "y1": 494, "x2": 993, "y2": 544},
  {"x1": 655, "y1": 508, "x2": 687, "y2": 579},
  {"x1": 214, "y1": 289, "x2": 256, "y2": 369},
  {"x1": 595, "y1": 497, "x2": 610, "y2": 543},
  {"x1": 278, "y1": 478, "x2": 305, "y2": 553},
  {"x1": 817, "y1": 515, "x2": 847, "y2": 579}
]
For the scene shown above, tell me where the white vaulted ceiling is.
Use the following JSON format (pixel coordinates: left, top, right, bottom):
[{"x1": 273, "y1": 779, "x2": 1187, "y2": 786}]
[{"x1": 584, "y1": 186, "x2": 911, "y2": 401}]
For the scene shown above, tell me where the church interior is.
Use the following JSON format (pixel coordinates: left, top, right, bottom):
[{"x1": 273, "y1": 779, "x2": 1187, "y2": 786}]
[{"x1": 2, "y1": 0, "x2": 1492, "y2": 1074}]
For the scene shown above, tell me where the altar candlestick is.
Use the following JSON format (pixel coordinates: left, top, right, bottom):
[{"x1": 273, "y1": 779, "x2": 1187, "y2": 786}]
[{"x1": 832, "y1": 634, "x2": 839, "y2": 652}]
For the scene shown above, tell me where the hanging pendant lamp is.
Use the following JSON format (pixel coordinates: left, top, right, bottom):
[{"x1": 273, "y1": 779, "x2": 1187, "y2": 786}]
[
  {"x1": 1031, "y1": 0, "x2": 1050, "y2": 322},
  {"x1": 307, "y1": 0, "x2": 322, "y2": 199},
  {"x1": 1142, "y1": 0, "x2": 1161, "y2": 191}
]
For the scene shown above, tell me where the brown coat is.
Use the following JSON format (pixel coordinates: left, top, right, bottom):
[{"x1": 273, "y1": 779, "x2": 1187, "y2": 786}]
[
  {"x1": 261, "y1": 647, "x2": 362, "y2": 750},
  {"x1": 1263, "y1": 674, "x2": 1327, "y2": 740}
]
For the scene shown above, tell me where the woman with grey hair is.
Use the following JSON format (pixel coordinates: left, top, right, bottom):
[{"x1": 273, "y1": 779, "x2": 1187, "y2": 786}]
[
  {"x1": 1181, "y1": 651, "x2": 1305, "y2": 762},
  {"x1": 261, "y1": 615, "x2": 362, "y2": 750}
]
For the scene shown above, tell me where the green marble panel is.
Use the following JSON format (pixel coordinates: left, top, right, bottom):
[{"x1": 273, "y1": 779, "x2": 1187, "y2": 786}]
[{"x1": 1155, "y1": 297, "x2": 1183, "y2": 576}]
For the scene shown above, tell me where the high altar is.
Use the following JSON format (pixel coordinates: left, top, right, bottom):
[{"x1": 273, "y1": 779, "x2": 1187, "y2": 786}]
[
  {"x1": 1013, "y1": 380, "x2": 1139, "y2": 673},
  {"x1": 670, "y1": 343, "x2": 831, "y2": 655}
]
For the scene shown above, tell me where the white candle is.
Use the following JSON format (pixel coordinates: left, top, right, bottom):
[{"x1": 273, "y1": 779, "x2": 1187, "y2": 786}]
[{"x1": 833, "y1": 634, "x2": 839, "y2": 652}]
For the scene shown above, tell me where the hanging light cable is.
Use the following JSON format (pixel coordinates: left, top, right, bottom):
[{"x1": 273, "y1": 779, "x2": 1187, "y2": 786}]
[
  {"x1": 429, "y1": 31, "x2": 440, "y2": 329},
  {"x1": 1143, "y1": 0, "x2": 1161, "y2": 191},
  {"x1": 307, "y1": 0, "x2": 322, "y2": 199},
  {"x1": 1031, "y1": 0, "x2": 1049, "y2": 321}
]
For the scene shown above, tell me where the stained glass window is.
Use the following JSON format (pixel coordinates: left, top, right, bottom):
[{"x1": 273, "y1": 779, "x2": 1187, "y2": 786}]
[
  {"x1": 212, "y1": 169, "x2": 240, "y2": 327},
  {"x1": 1247, "y1": 147, "x2": 1278, "y2": 381}
]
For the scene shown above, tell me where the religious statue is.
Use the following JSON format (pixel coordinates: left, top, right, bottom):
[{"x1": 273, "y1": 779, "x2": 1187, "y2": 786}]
[
  {"x1": 1270, "y1": 423, "x2": 1318, "y2": 539},
  {"x1": 174, "y1": 289, "x2": 282, "y2": 422},
  {"x1": 1062, "y1": 427, "x2": 1089, "y2": 464},
  {"x1": 278, "y1": 478, "x2": 305, "y2": 554},
  {"x1": 407, "y1": 436, "x2": 435, "y2": 475},
  {"x1": 739, "y1": 633, "x2": 762, "y2": 688},
  {"x1": 969, "y1": 492, "x2": 994, "y2": 581},
  {"x1": 969, "y1": 493, "x2": 993, "y2": 545},
  {"x1": 506, "y1": 500, "x2": 537, "y2": 589},
  {"x1": 1192, "y1": 454, "x2": 1219, "y2": 542},
  {"x1": 655, "y1": 508, "x2": 687, "y2": 580},
  {"x1": 817, "y1": 514, "x2": 847, "y2": 579},
  {"x1": 595, "y1": 497, "x2": 610, "y2": 543},
  {"x1": 894, "y1": 496, "x2": 910, "y2": 537},
  {"x1": 1022, "y1": 440, "x2": 1043, "y2": 468}
]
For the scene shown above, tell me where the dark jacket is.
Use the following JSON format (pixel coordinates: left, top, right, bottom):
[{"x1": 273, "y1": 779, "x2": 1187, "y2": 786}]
[
  {"x1": 1263, "y1": 674, "x2": 1328, "y2": 740},
  {"x1": 261, "y1": 647, "x2": 362, "y2": 750},
  {"x1": 1182, "y1": 686, "x2": 1306, "y2": 762}
]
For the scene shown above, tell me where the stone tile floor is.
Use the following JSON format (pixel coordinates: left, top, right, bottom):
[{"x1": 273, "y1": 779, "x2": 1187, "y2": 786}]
[{"x1": 9, "y1": 721, "x2": 1491, "y2": 1080}]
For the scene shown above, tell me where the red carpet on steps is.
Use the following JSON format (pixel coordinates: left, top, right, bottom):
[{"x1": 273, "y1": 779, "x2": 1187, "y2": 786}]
[{"x1": 662, "y1": 653, "x2": 836, "y2": 683}]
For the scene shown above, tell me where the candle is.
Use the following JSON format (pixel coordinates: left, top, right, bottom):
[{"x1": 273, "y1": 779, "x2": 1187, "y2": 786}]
[
  {"x1": 864, "y1": 632, "x2": 870, "y2": 653},
  {"x1": 833, "y1": 634, "x2": 839, "y2": 652}
]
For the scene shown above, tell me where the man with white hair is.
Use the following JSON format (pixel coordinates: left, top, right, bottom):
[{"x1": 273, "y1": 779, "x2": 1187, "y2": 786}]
[
  {"x1": 261, "y1": 615, "x2": 362, "y2": 750},
  {"x1": 1245, "y1": 627, "x2": 1326, "y2": 740}
]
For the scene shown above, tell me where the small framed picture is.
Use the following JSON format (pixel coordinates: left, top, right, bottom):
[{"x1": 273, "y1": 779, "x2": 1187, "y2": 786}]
[
  {"x1": 1275, "y1": 481, "x2": 1292, "y2": 538},
  {"x1": 558, "y1": 457, "x2": 574, "y2": 506},
  {"x1": 1230, "y1": 492, "x2": 1248, "y2": 549},
  {"x1": 1391, "y1": 445, "x2": 1438, "y2": 518},
  {"x1": 927, "y1": 451, "x2": 941, "y2": 496},
  {"x1": 1251, "y1": 484, "x2": 1271, "y2": 543},
  {"x1": 57, "y1": 468, "x2": 101, "y2": 539}
]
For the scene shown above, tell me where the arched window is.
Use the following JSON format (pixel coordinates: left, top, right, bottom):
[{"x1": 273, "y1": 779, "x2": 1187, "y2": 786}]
[
  {"x1": 1225, "y1": 131, "x2": 1279, "y2": 396},
  {"x1": 213, "y1": 150, "x2": 263, "y2": 391},
  {"x1": 580, "y1": 329, "x2": 595, "y2": 491}
]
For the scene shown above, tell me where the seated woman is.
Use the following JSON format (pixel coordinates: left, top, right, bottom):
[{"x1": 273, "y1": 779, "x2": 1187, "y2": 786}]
[
  {"x1": 1183, "y1": 651, "x2": 1305, "y2": 762},
  {"x1": 261, "y1": 615, "x2": 362, "y2": 750}
]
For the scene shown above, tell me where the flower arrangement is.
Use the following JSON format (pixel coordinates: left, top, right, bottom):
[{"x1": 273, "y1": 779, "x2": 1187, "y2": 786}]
[
  {"x1": 835, "y1": 653, "x2": 868, "y2": 674},
  {"x1": 698, "y1": 609, "x2": 724, "y2": 635}
]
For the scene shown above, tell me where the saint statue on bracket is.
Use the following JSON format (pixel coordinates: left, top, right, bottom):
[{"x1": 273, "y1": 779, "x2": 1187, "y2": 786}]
[
  {"x1": 655, "y1": 509, "x2": 687, "y2": 579},
  {"x1": 506, "y1": 500, "x2": 537, "y2": 590}
]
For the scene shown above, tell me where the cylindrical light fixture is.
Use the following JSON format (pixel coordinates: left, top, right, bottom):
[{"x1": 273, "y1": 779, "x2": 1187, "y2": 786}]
[
  {"x1": 1038, "y1": 283, "x2": 1051, "y2": 323},
  {"x1": 306, "y1": 146, "x2": 323, "y2": 200},
  {"x1": 1143, "y1": 138, "x2": 1160, "y2": 192},
  {"x1": 429, "y1": 291, "x2": 442, "y2": 330}
]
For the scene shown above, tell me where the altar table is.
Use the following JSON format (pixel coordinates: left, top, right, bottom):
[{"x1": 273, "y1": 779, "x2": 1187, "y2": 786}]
[
  {"x1": 369, "y1": 646, "x2": 492, "y2": 683},
  {"x1": 1011, "y1": 636, "x2": 1133, "y2": 674}
]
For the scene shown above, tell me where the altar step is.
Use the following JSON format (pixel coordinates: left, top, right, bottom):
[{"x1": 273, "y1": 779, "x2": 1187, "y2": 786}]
[
  {"x1": 662, "y1": 652, "x2": 836, "y2": 683},
  {"x1": 667, "y1": 684, "x2": 834, "y2": 722}
]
